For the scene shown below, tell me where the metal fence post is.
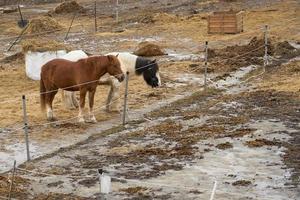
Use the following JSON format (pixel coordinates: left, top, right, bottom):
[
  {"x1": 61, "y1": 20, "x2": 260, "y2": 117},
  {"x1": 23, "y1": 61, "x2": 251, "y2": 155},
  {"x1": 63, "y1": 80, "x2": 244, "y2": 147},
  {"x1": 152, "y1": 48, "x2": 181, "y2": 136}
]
[
  {"x1": 264, "y1": 25, "x2": 269, "y2": 67},
  {"x1": 204, "y1": 41, "x2": 208, "y2": 88},
  {"x1": 122, "y1": 72, "x2": 129, "y2": 125},
  {"x1": 22, "y1": 95, "x2": 30, "y2": 161},
  {"x1": 116, "y1": 0, "x2": 119, "y2": 23},
  {"x1": 94, "y1": 1, "x2": 97, "y2": 32}
]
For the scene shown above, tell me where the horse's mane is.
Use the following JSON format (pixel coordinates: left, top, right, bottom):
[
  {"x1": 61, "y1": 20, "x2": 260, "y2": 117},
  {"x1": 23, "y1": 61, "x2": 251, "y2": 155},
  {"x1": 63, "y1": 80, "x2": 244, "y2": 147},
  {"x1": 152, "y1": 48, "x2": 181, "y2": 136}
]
[{"x1": 135, "y1": 57, "x2": 158, "y2": 75}]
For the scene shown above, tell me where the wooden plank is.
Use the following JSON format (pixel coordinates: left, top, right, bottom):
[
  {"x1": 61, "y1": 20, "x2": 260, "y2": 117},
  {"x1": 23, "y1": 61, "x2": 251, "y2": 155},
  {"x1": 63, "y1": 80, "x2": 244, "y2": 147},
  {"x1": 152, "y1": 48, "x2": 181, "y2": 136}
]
[
  {"x1": 209, "y1": 16, "x2": 236, "y2": 20},
  {"x1": 209, "y1": 19, "x2": 236, "y2": 23}
]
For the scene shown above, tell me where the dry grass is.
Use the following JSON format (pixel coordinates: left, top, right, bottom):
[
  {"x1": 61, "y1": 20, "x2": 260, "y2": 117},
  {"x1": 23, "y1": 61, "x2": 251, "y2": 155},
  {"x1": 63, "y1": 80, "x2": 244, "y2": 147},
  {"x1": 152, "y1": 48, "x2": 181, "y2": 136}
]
[
  {"x1": 22, "y1": 39, "x2": 70, "y2": 52},
  {"x1": 259, "y1": 60, "x2": 300, "y2": 93}
]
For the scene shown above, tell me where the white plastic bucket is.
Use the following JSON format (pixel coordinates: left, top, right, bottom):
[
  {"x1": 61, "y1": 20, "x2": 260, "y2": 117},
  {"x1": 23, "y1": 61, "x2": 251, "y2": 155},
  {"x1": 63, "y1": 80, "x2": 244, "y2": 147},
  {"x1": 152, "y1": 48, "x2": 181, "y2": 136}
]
[
  {"x1": 99, "y1": 173, "x2": 111, "y2": 194},
  {"x1": 61, "y1": 50, "x2": 88, "y2": 61},
  {"x1": 25, "y1": 50, "x2": 67, "y2": 80}
]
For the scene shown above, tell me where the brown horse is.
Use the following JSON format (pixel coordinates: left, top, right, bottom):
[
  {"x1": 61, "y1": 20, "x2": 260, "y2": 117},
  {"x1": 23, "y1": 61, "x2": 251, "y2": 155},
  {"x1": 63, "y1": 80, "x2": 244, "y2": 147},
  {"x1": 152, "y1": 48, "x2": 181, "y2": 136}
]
[{"x1": 40, "y1": 55, "x2": 124, "y2": 123}]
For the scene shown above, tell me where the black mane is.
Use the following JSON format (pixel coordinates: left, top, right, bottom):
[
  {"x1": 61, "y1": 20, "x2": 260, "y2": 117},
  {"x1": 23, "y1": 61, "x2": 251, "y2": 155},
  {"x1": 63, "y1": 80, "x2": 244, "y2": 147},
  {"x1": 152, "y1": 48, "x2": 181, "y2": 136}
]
[{"x1": 135, "y1": 57, "x2": 159, "y2": 87}]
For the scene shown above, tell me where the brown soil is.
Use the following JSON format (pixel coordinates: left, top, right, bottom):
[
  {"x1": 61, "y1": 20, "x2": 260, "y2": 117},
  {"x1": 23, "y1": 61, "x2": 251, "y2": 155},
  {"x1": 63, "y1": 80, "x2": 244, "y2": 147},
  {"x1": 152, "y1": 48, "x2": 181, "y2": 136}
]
[
  {"x1": 34, "y1": 192, "x2": 94, "y2": 200},
  {"x1": 216, "y1": 142, "x2": 233, "y2": 150},
  {"x1": 133, "y1": 41, "x2": 166, "y2": 57},
  {"x1": 0, "y1": 175, "x2": 30, "y2": 199},
  {"x1": 245, "y1": 138, "x2": 281, "y2": 148},
  {"x1": 232, "y1": 180, "x2": 252, "y2": 186},
  {"x1": 208, "y1": 37, "x2": 300, "y2": 73},
  {"x1": 120, "y1": 186, "x2": 148, "y2": 194}
]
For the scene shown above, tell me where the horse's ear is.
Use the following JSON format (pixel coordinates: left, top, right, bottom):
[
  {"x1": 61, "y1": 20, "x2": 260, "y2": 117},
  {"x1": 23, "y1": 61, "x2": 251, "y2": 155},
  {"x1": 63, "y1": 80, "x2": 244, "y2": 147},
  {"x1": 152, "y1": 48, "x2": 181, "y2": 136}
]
[
  {"x1": 116, "y1": 53, "x2": 119, "y2": 57},
  {"x1": 107, "y1": 55, "x2": 113, "y2": 63},
  {"x1": 152, "y1": 59, "x2": 156, "y2": 63}
]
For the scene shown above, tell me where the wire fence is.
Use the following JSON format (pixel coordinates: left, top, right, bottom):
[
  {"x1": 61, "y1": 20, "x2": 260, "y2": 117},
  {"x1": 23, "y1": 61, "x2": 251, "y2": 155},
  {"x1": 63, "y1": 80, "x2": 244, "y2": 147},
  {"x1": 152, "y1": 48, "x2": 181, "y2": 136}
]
[
  {"x1": 0, "y1": 2, "x2": 299, "y2": 199},
  {"x1": 0, "y1": 35, "x2": 294, "y2": 134}
]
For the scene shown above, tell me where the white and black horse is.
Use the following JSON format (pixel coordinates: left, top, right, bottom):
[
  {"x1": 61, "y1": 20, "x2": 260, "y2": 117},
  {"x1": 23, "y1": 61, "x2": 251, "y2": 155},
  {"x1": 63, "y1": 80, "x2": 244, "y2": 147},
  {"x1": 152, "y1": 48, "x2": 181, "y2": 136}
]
[{"x1": 62, "y1": 52, "x2": 161, "y2": 112}]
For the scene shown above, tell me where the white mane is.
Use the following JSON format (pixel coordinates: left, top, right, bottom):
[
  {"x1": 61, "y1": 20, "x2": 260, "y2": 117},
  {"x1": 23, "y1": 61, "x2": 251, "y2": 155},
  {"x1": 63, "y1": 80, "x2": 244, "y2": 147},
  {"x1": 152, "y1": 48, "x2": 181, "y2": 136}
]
[{"x1": 106, "y1": 52, "x2": 137, "y2": 74}]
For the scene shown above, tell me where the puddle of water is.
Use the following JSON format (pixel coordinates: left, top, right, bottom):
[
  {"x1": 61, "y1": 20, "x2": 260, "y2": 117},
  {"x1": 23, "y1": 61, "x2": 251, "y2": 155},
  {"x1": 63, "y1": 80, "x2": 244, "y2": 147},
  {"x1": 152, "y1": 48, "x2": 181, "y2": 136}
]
[
  {"x1": 214, "y1": 65, "x2": 258, "y2": 89},
  {"x1": 109, "y1": 119, "x2": 297, "y2": 200},
  {"x1": 0, "y1": 142, "x2": 38, "y2": 170},
  {"x1": 165, "y1": 53, "x2": 204, "y2": 62}
]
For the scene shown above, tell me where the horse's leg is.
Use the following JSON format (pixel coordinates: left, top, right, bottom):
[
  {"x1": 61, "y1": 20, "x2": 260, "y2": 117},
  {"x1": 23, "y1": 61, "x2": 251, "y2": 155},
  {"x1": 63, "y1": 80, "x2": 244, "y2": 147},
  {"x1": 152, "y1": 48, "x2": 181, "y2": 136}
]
[
  {"x1": 78, "y1": 88, "x2": 87, "y2": 123},
  {"x1": 46, "y1": 90, "x2": 58, "y2": 121},
  {"x1": 88, "y1": 89, "x2": 97, "y2": 123},
  {"x1": 106, "y1": 77, "x2": 121, "y2": 112}
]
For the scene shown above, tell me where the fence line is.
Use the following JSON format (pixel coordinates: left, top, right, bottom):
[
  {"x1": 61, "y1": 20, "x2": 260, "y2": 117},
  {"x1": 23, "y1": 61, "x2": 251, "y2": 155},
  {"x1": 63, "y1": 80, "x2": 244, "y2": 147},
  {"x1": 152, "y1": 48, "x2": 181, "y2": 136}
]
[
  {"x1": 0, "y1": 36, "x2": 296, "y2": 133},
  {"x1": 0, "y1": 15, "x2": 298, "y2": 104},
  {"x1": 0, "y1": 61, "x2": 159, "y2": 105}
]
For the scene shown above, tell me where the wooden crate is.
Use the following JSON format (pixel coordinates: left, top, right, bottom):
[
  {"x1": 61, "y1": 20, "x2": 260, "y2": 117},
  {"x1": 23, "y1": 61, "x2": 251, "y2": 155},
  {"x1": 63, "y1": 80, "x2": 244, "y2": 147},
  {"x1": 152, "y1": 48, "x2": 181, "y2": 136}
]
[{"x1": 208, "y1": 11, "x2": 243, "y2": 34}]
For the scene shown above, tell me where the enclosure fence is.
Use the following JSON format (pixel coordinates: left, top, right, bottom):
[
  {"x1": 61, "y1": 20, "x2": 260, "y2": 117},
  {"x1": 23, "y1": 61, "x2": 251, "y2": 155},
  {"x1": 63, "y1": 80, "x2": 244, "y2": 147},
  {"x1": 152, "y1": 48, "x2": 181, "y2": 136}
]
[{"x1": 0, "y1": 1, "x2": 299, "y2": 199}]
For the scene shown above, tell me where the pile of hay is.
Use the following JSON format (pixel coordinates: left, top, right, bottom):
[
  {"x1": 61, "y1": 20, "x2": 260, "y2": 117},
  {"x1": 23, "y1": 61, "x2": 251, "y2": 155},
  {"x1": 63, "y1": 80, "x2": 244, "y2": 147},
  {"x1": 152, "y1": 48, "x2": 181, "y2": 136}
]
[
  {"x1": 54, "y1": 0, "x2": 84, "y2": 14},
  {"x1": 153, "y1": 13, "x2": 180, "y2": 23},
  {"x1": 209, "y1": 37, "x2": 300, "y2": 73},
  {"x1": 133, "y1": 41, "x2": 166, "y2": 57},
  {"x1": 273, "y1": 41, "x2": 299, "y2": 59},
  {"x1": 140, "y1": 13, "x2": 180, "y2": 24},
  {"x1": 26, "y1": 16, "x2": 63, "y2": 34},
  {"x1": 22, "y1": 39, "x2": 70, "y2": 53}
]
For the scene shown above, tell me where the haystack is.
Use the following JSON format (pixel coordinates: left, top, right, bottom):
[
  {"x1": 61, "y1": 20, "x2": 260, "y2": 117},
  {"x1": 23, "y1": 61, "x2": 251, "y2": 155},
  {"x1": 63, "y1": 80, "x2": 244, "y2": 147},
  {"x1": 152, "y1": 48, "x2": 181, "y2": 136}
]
[
  {"x1": 54, "y1": 0, "x2": 84, "y2": 14},
  {"x1": 22, "y1": 39, "x2": 70, "y2": 53},
  {"x1": 153, "y1": 13, "x2": 179, "y2": 23},
  {"x1": 140, "y1": 13, "x2": 179, "y2": 24},
  {"x1": 274, "y1": 41, "x2": 299, "y2": 58},
  {"x1": 133, "y1": 41, "x2": 166, "y2": 57},
  {"x1": 26, "y1": 16, "x2": 63, "y2": 34}
]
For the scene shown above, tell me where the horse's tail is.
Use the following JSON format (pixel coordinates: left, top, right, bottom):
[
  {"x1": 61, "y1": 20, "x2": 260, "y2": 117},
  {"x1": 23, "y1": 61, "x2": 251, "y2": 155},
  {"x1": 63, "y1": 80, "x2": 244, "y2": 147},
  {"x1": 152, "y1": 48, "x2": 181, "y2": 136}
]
[{"x1": 40, "y1": 78, "x2": 46, "y2": 111}]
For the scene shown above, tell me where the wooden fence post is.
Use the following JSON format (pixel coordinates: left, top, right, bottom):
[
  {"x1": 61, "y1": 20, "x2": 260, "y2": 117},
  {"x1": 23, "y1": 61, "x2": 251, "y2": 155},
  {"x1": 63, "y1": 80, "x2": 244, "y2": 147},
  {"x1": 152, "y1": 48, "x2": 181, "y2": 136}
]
[
  {"x1": 204, "y1": 41, "x2": 208, "y2": 88},
  {"x1": 122, "y1": 72, "x2": 129, "y2": 125},
  {"x1": 264, "y1": 25, "x2": 269, "y2": 67},
  {"x1": 8, "y1": 160, "x2": 16, "y2": 200}
]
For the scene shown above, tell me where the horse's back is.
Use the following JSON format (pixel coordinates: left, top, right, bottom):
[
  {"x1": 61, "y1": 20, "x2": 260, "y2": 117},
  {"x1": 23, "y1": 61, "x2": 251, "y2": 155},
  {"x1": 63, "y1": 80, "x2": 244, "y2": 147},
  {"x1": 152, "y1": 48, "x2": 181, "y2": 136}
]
[{"x1": 41, "y1": 59, "x2": 79, "y2": 88}]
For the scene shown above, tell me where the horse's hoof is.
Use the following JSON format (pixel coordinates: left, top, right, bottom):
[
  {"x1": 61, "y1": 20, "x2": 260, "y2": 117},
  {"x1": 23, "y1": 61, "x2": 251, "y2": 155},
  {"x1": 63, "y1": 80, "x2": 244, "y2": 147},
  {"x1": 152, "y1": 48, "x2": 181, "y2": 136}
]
[
  {"x1": 78, "y1": 118, "x2": 85, "y2": 123},
  {"x1": 90, "y1": 117, "x2": 97, "y2": 123},
  {"x1": 47, "y1": 117, "x2": 57, "y2": 122}
]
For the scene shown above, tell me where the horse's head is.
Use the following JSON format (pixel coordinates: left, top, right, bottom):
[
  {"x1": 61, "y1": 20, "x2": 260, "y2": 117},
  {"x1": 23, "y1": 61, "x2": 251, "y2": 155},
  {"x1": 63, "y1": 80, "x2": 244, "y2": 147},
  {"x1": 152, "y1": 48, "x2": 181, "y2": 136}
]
[
  {"x1": 142, "y1": 59, "x2": 161, "y2": 88},
  {"x1": 107, "y1": 55, "x2": 125, "y2": 82}
]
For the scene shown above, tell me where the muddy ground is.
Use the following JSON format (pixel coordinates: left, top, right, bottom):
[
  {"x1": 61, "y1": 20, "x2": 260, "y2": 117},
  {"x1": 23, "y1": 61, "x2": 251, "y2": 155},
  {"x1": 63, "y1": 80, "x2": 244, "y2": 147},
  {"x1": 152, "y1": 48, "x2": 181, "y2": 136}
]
[{"x1": 0, "y1": 0, "x2": 300, "y2": 199}]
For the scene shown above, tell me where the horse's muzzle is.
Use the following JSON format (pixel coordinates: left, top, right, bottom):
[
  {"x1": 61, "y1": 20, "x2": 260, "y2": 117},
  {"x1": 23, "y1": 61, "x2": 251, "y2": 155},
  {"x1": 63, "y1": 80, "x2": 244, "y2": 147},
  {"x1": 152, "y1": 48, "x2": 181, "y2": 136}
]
[{"x1": 115, "y1": 74, "x2": 125, "y2": 82}]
